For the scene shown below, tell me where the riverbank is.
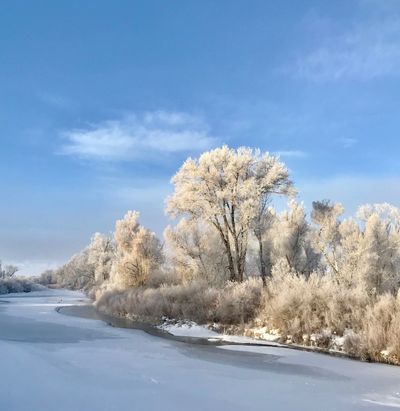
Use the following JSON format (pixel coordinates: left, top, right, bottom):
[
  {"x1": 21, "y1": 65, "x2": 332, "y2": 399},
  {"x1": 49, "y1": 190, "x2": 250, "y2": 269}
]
[{"x1": 64, "y1": 302, "x2": 359, "y2": 362}]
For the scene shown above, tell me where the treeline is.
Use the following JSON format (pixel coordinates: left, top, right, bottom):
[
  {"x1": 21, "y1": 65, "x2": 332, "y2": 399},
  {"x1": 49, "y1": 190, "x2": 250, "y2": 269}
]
[
  {"x1": 0, "y1": 260, "x2": 41, "y2": 294},
  {"x1": 41, "y1": 146, "x2": 400, "y2": 364}
]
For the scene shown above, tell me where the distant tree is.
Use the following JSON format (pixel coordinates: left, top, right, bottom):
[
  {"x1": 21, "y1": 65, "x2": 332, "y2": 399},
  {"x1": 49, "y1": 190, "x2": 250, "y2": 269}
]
[
  {"x1": 87, "y1": 232, "x2": 115, "y2": 284},
  {"x1": 167, "y1": 146, "x2": 294, "y2": 282},
  {"x1": 111, "y1": 211, "x2": 164, "y2": 288},
  {"x1": 311, "y1": 201, "x2": 400, "y2": 294},
  {"x1": 38, "y1": 269, "x2": 58, "y2": 285},
  {"x1": 0, "y1": 261, "x2": 19, "y2": 278},
  {"x1": 355, "y1": 203, "x2": 400, "y2": 294},
  {"x1": 311, "y1": 200, "x2": 344, "y2": 276},
  {"x1": 57, "y1": 249, "x2": 95, "y2": 290}
]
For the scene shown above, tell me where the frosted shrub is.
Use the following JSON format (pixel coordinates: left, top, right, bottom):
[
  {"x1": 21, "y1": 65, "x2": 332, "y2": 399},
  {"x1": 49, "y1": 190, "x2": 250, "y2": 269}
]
[
  {"x1": 262, "y1": 262, "x2": 331, "y2": 341},
  {"x1": 145, "y1": 269, "x2": 182, "y2": 288},
  {"x1": 387, "y1": 307, "x2": 400, "y2": 363},
  {"x1": 363, "y1": 293, "x2": 400, "y2": 363},
  {"x1": 215, "y1": 278, "x2": 263, "y2": 324},
  {"x1": 261, "y1": 260, "x2": 367, "y2": 343},
  {"x1": 0, "y1": 278, "x2": 41, "y2": 294},
  {"x1": 96, "y1": 281, "x2": 219, "y2": 323},
  {"x1": 158, "y1": 281, "x2": 219, "y2": 322},
  {"x1": 342, "y1": 330, "x2": 363, "y2": 357},
  {"x1": 324, "y1": 285, "x2": 368, "y2": 335},
  {"x1": 96, "y1": 278, "x2": 263, "y2": 325}
]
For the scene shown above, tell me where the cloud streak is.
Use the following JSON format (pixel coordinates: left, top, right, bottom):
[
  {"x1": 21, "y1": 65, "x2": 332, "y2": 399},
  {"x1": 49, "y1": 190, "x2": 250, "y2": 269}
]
[
  {"x1": 275, "y1": 150, "x2": 307, "y2": 158},
  {"x1": 60, "y1": 111, "x2": 218, "y2": 161},
  {"x1": 292, "y1": 12, "x2": 400, "y2": 81}
]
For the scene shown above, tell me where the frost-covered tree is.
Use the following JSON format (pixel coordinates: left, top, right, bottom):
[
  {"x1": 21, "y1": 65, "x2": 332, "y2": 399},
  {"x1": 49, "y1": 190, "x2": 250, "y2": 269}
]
[
  {"x1": 271, "y1": 201, "x2": 320, "y2": 276},
  {"x1": 56, "y1": 248, "x2": 95, "y2": 290},
  {"x1": 0, "y1": 261, "x2": 19, "y2": 278},
  {"x1": 87, "y1": 232, "x2": 115, "y2": 284},
  {"x1": 167, "y1": 146, "x2": 293, "y2": 282},
  {"x1": 164, "y1": 218, "x2": 229, "y2": 284},
  {"x1": 311, "y1": 201, "x2": 400, "y2": 294},
  {"x1": 38, "y1": 269, "x2": 58, "y2": 286},
  {"x1": 311, "y1": 200, "x2": 344, "y2": 276},
  {"x1": 111, "y1": 211, "x2": 164, "y2": 288},
  {"x1": 337, "y1": 217, "x2": 363, "y2": 286},
  {"x1": 355, "y1": 203, "x2": 400, "y2": 294},
  {"x1": 252, "y1": 205, "x2": 276, "y2": 284}
]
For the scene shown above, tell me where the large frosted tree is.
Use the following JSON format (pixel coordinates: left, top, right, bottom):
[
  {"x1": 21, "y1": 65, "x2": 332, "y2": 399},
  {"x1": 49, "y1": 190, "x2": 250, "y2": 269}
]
[{"x1": 166, "y1": 146, "x2": 293, "y2": 282}]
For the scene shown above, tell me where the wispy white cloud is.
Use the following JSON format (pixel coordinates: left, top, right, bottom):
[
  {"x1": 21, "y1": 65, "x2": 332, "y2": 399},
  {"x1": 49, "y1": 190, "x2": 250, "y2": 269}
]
[
  {"x1": 60, "y1": 111, "x2": 218, "y2": 161},
  {"x1": 338, "y1": 137, "x2": 358, "y2": 148},
  {"x1": 275, "y1": 150, "x2": 307, "y2": 158},
  {"x1": 37, "y1": 91, "x2": 74, "y2": 109},
  {"x1": 291, "y1": 11, "x2": 400, "y2": 81}
]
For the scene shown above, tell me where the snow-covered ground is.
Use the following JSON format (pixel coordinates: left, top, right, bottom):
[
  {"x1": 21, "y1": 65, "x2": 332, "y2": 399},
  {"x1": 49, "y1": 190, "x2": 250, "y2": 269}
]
[
  {"x1": 158, "y1": 321, "x2": 282, "y2": 345},
  {"x1": 1, "y1": 289, "x2": 400, "y2": 411}
]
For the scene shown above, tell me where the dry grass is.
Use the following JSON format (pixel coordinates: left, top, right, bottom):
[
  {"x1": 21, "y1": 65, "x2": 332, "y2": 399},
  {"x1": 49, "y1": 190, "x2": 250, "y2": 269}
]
[
  {"x1": 96, "y1": 277, "x2": 263, "y2": 325},
  {"x1": 362, "y1": 293, "x2": 400, "y2": 364}
]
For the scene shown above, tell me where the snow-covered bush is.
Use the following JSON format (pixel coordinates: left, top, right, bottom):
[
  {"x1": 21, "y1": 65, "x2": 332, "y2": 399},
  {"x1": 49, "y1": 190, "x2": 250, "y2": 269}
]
[
  {"x1": 0, "y1": 277, "x2": 41, "y2": 294},
  {"x1": 96, "y1": 280, "x2": 218, "y2": 323},
  {"x1": 96, "y1": 278, "x2": 263, "y2": 325},
  {"x1": 342, "y1": 330, "x2": 363, "y2": 357},
  {"x1": 262, "y1": 263, "x2": 333, "y2": 341},
  {"x1": 214, "y1": 278, "x2": 263, "y2": 324},
  {"x1": 260, "y1": 260, "x2": 368, "y2": 342},
  {"x1": 362, "y1": 293, "x2": 400, "y2": 363}
]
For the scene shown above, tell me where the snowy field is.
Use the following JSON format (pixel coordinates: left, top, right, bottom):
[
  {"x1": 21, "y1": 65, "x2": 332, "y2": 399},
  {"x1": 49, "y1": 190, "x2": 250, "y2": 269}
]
[{"x1": 1, "y1": 290, "x2": 400, "y2": 411}]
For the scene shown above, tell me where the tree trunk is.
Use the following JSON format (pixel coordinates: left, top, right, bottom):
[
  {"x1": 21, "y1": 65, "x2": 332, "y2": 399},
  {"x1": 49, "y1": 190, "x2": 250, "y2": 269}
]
[
  {"x1": 230, "y1": 205, "x2": 245, "y2": 282},
  {"x1": 212, "y1": 217, "x2": 237, "y2": 281},
  {"x1": 233, "y1": 239, "x2": 242, "y2": 282},
  {"x1": 258, "y1": 237, "x2": 267, "y2": 286}
]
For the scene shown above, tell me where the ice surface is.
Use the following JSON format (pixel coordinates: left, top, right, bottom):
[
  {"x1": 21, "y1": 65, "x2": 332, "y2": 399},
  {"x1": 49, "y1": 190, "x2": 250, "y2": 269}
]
[{"x1": 1, "y1": 289, "x2": 399, "y2": 411}]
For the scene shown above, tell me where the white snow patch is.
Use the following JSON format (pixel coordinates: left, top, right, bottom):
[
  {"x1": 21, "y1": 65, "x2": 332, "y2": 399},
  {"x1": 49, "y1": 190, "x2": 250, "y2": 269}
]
[
  {"x1": 158, "y1": 321, "x2": 220, "y2": 338},
  {"x1": 158, "y1": 321, "x2": 282, "y2": 346}
]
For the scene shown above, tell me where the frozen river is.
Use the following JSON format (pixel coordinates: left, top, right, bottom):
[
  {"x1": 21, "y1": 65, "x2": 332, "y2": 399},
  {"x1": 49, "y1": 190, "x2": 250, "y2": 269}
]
[{"x1": 0, "y1": 289, "x2": 399, "y2": 411}]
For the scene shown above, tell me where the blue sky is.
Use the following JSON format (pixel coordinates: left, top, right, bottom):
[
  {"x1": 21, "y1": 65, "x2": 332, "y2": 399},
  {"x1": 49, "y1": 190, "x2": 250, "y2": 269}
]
[{"x1": 1, "y1": 0, "x2": 400, "y2": 274}]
